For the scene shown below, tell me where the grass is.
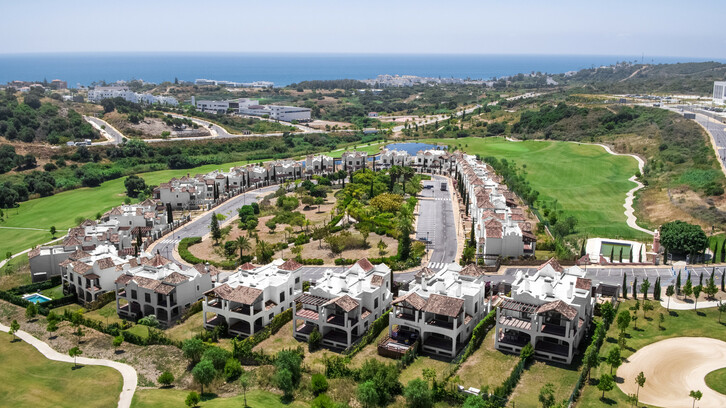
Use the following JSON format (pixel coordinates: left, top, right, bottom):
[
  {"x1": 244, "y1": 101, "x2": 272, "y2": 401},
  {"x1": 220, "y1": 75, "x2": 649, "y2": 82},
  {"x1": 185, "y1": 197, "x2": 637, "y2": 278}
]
[
  {"x1": 399, "y1": 355, "x2": 451, "y2": 385},
  {"x1": 84, "y1": 302, "x2": 125, "y2": 326},
  {"x1": 124, "y1": 324, "x2": 149, "y2": 339},
  {"x1": 0, "y1": 254, "x2": 31, "y2": 290},
  {"x1": 0, "y1": 331, "x2": 123, "y2": 408},
  {"x1": 165, "y1": 311, "x2": 205, "y2": 343},
  {"x1": 424, "y1": 137, "x2": 649, "y2": 239},
  {"x1": 455, "y1": 330, "x2": 519, "y2": 390},
  {"x1": 131, "y1": 388, "x2": 309, "y2": 408},
  {"x1": 51, "y1": 303, "x2": 82, "y2": 314},
  {"x1": 40, "y1": 284, "x2": 64, "y2": 300},
  {"x1": 578, "y1": 299, "x2": 726, "y2": 406},
  {"x1": 705, "y1": 367, "x2": 726, "y2": 395},
  {"x1": 600, "y1": 242, "x2": 633, "y2": 260},
  {"x1": 509, "y1": 359, "x2": 581, "y2": 408}
]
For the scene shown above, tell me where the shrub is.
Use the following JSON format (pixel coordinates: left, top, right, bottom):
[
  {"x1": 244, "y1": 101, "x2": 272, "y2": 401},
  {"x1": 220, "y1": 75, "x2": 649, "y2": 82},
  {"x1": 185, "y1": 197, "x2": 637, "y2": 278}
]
[
  {"x1": 202, "y1": 346, "x2": 231, "y2": 371},
  {"x1": 224, "y1": 358, "x2": 243, "y2": 381},
  {"x1": 185, "y1": 391, "x2": 200, "y2": 407},
  {"x1": 158, "y1": 371, "x2": 174, "y2": 387},
  {"x1": 311, "y1": 373, "x2": 329, "y2": 396},
  {"x1": 308, "y1": 327, "x2": 322, "y2": 352}
]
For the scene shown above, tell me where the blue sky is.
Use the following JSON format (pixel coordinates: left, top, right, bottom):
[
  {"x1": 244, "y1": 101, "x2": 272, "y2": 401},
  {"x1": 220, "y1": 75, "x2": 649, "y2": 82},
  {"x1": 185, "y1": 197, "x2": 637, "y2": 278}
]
[{"x1": 1, "y1": 0, "x2": 724, "y2": 57}]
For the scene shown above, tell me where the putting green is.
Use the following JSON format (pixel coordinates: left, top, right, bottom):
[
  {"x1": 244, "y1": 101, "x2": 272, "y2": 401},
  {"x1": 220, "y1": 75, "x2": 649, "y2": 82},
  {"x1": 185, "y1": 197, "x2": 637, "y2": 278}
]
[{"x1": 424, "y1": 137, "x2": 649, "y2": 239}]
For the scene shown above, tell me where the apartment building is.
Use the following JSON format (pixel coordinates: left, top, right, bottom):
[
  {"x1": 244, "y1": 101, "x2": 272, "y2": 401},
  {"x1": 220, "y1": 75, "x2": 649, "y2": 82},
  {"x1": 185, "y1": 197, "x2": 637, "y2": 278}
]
[
  {"x1": 293, "y1": 259, "x2": 392, "y2": 349},
  {"x1": 115, "y1": 258, "x2": 215, "y2": 327},
  {"x1": 384, "y1": 263, "x2": 490, "y2": 358},
  {"x1": 202, "y1": 259, "x2": 303, "y2": 337},
  {"x1": 379, "y1": 149, "x2": 411, "y2": 168},
  {"x1": 88, "y1": 86, "x2": 178, "y2": 105},
  {"x1": 29, "y1": 200, "x2": 170, "y2": 282},
  {"x1": 305, "y1": 154, "x2": 334, "y2": 174},
  {"x1": 341, "y1": 151, "x2": 368, "y2": 171},
  {"x1": 60, "y1": 244, "x2": 129, "y2": 304},
  {"x1": 195, "y1": 98, "x2": 311, "y2": 121},
  {"x1": 495, "y1": 258, "x2": 595, "y2": 364}
]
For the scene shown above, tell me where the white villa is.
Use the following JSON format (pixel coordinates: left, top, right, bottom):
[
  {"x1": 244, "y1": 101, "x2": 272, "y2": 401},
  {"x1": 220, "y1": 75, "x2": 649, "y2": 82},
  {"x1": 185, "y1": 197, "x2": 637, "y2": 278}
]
[
  {"x1": 115, "y1": 256, "x2": 216, "y2": 327},
  {"x1": 60, "y1": 244, "x2": 130, "y2": 304},
  {"x1": 88, "y1": 86, "x2": 178, "y2": 105},
  {"x1": 455, "y1": 152, "x2": 535, "y2": 263},
  {"x1": 29, "y1": 200, "x2": 171, "y2": 282},
  {"x1": 202, "y1": 259, "x2": 303, "y2": 337},
  {"x1": 293, "y1": 259, "x2": 392, "y2": 349},
  {"x1": 495, "y1": 258, "x2": 595, "y2": 364},
  {"x1": 379, "y1": 149, "x2": 411, "y2": 168},
  {"x1": 341, "y1": 151, "x2": 368, "y2": 171},
  {"x1": 306, "y1": 154, "x2": 335, "y2": 174},
  {"x1": 383, "y1": 263, "x2": 490, "y2": 358}
]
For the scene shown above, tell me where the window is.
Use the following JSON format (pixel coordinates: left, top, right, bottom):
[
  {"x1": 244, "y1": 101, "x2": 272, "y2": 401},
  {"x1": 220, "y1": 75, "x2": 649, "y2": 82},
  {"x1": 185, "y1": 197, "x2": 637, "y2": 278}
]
[
  {"x1": 280, "y1": 291, "x2": 285, "y2": 302},
  {"x1": 295, "y1": 277, "x2": 300, "y2": 284},
  {"x1": 145, "y1": 293, "x2": 151, "y2": 303},
  {"x1": 269, "y1": 313, "x2": 274, "y2": 320},
  {"x1": 374, "y1": 298, "x2": 379, "y2": 309},
  {"x1": 131, "y1": 290, "x2": 137, "y2": 300},
  {"x1": 289, "y1": 287, "x2": 293, "y2": 295}
]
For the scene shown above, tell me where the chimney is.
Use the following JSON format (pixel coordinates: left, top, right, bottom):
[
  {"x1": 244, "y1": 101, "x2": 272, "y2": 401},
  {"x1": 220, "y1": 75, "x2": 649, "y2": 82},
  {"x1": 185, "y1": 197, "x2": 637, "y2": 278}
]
[
  {"x1": 421, "y1": 277, "x2": 427, "y2": 292},
  {"x1": 455, "y1": 281, "x2": 462, "y2": 297},
  {"x1": 568, "y1": 281, "x2": 574, "y2": 299}
]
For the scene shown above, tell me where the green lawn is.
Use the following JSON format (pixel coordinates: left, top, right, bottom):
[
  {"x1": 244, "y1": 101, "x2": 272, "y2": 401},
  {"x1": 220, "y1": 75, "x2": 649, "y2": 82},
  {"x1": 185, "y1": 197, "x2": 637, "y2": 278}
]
[
  {"x1": 84, "y1": 302, "x2": 125, "y2": 326},
  {"x1": 600, "y1": 242, "x2": 632, "y2": 261},
  {"x1": 0, "y1": 331, "x2": 123, "y2": 408},
  {"x1": 131, "y1": 388, "x2": 309, "y2": 408},
  {"x1": 509, "y1": 359, "x2": 581, "y2": 408},
  {"x1": 578, "y1": 299, "x2": 726, "y2": 406},
  {"x1": 424, "y1": 137, "x2": 649, "y2": 239},
  {"x1": 456, "y1": 330, "x2": 519, "y2": 390},
  {"x1": 40, "y1": 284, "x2": 64, "y2": 300},
  {"x1": 165, "y1": 311, "x2": 205, "y2": 343},
  {"x1": 399, "y1": 355, "x2": 451, "y2": 385},
  {"x1": 0, "y1": 159, "x2": 256, "y2": 258},
  {"x1": 705, "y1": 367, "x2": 726, "y2": 395},
  {"x1": 124, "y1": 324, "x2": 149, "y2": 339}
]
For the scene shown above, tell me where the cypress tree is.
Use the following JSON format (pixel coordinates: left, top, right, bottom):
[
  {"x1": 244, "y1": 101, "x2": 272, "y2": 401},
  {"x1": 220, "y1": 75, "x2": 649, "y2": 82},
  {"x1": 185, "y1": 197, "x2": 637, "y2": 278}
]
[
  {"x1": 629, "y1": 247, "x2": 633, "y2": 263},
  {"x1": 619, "y1": 247, "x2": 623, "y2": 263},
  {"x1": 469, "y1": 219, "x2": 476, "y2": 248},
  {"x1": 653, "y1": 277, "x2": 660, "y2": 300},
  {"x1": 721, "y1": 240, "x2": 725, "y2": 263},
  {"x1": 580, "y1": 239, "x2": 586, "y2": 258},
  {"x1": 699, "y1": 272, "x2": 703, "y2": 286},
  {"x1": 610, "y1": 247, "x2": 615, "y2": 263},
  {"x1": 712, "y1": 243, "x2": 717, "y2": 264},
  {"x1": 633, "y1": 277, "x2": 638, "y2": 300},
  {"x1": 622, "y1": 273, "x2": 628, "y2": 299},
  {"x1": 722, "y1": 269, "x2": 725, "y2": 291},
  {"x1": 676, "y1": 270, "x2": 681, "y2": 294},
  {"x1": 639, "y1": 247, "x2": 642, "y2": 263}
]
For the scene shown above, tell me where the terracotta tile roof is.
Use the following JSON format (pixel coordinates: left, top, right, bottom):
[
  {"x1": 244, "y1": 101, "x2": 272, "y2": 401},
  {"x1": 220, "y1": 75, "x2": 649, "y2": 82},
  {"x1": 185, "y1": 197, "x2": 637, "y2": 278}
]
[
  {"x1": 80, "y1": 219, "x2": 97, "y2": 227},
  {"x1": 207, "y1": 284, "x2": 263, "y2": 305},
  {"x1": 155, "y1": 283, "x2": 175, "y2": 295},
  {"x1": 85, "y1": 273, "x2": 100, "y2": 280},
  {"x1": 575, "y1": 277, "x2": 592, "y2": 291},
  {"x1": 28, "y1": 248, "x2": 41, "y2": 259},
  {"x1": 63, "y1": 236, "x2": 82, "y2": 246},
  {"x1": 422, "y1": 293, "x2": 464, "y2": 317},
  {"x1": 265, "y1": 300, "x2": 278, "y2": 310},
  {"x1": 360, "y1": 307, "x2": 371, "y2": 320},
  {"x1": 538, "y1": 258, "x2": 564, "y2": 273},
  {"x1": 115, "y1": 274, "x2": 133, "y2": 285},
  {"x1": 96, "y1": 257, "x2": 114, "y2": 269},
  {"x1": 82, "y1": 245, "x2": 96, "y2": 252},
  {"x1": 485, "y1": 219, "x2": 503, "y2": 239},
  {"x1": 194, "y1": 263, "x2": 220, "y2": 275},
  {"x1": 459, "y1": 264, "x2": 486, "y2": 277},
  {"x1": 140, "y1": 198, "x2": 157, "y2": 207},
  {"x1": 238, "y1": 262, "x2": 256, "y2": 271},
  {"x1": 141, "y1": 253, "x2": 172, "y2": 267},
  {"x1": 370, "y1": 275, "x2": 384, "y2": 287},
  {"x1": 464, "y1": 314, "x2": 473, "y2": 325},
  {"x1": 69, "y1": 249, "x2": 92, "y2": 260},
  {"x1": 163, "y1": 272, "x2": 189, "y2": 284},
  {"x1": 392, "y1": 292, "x2": 427, "y2": 310},
  {"x1": 109, "y1": 207, "x2": 124, "y2": 216},
  {"x1": 133, "y1": 276, "x2": 161, "y2": 291},
  {"x1": 415, "y1": 267, "x2": 437, "y2": 280},
  {"x1": 355, "y1": 258, "x2": 374, "y2": 272},
  {"x1": 323, "y1": 294, "x2": 359, "y2": 312},
  {"x1": 279, "y1": 259, "x2": 302, "y2": 271},
  {"x1": 59, "y1": 259, "x2": 73, "y2": 267},
  {"x1": 70, "y1": 261, "x2": 92, "y2": 275},
  {"x1": 536, "y1": 300, "x2": 578, "y2": 321}
]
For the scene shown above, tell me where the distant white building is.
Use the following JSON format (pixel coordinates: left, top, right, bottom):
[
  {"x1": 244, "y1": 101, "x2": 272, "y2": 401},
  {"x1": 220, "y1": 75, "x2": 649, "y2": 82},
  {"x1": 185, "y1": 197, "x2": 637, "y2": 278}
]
[
  {"x1": 495, "y1": 259, "x2": 595, "y2": 364},
  {"x1": 379, "y1": 149, "x2": 411, "y2": 168},
  {"x1": 203, "y1": 259, "x2": 303, "y2": 337},
  {"x1": 88, "y1": 86, "x2": 178, "y2": 106},
  {"x1": 386, "y1": 263, "x2": 490, "y2": 357},
  {"x1": 195, "y1": 98, "x2": 311, "y2": 121},
  {"x1": 306, "y1": 154, "x2": 334, "y2": 174},
  {"x1": 341, "y1": 151, "x2": 368, "y2": 171},
  {"x1": 714, "y1": 81, "x2": 726, "y2": 105}
]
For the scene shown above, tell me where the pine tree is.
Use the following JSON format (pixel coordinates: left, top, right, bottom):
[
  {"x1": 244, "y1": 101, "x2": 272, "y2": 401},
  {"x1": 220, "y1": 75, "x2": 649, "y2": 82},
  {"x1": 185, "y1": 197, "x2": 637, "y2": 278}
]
[
  {"x1": 622, "y1": 273, "x2": 628, "y2": 299},
  {"x1": 210, "y1": 212, "x2": 221, "y2": 245}
]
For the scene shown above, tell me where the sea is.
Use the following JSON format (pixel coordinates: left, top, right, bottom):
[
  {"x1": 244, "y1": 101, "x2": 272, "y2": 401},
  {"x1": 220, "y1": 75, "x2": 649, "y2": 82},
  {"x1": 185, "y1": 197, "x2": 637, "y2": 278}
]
[{"x1": 0, "y1": 53, "x2": 722, "y2": 87}]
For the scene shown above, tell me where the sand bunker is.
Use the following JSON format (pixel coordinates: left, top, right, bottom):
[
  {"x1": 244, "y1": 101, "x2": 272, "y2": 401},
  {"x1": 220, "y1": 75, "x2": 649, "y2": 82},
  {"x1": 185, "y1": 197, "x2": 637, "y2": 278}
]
[{"x1": 617, "y1": 337, "x2": 726, "y2": 408}]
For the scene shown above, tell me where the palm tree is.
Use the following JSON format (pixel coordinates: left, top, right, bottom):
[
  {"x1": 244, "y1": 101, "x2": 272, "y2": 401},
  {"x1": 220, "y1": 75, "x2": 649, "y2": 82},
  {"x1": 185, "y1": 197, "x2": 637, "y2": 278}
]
[
  {"x1": 256, "y1": 240, "x2": 273, "y2": 264},
  {"x1": 401, "y1": 167, "x2": 415, "y2": 194},
  {"x1": 236, "y1": 236, "x2": 251, "y2": 261}
]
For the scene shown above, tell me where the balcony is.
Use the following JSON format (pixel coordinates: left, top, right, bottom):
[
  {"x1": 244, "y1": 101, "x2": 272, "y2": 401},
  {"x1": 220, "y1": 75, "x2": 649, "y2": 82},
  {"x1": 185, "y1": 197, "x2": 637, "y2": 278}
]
[
  {"x1": 541, "y1": 324, "x2": 567, "y2": 337},
  {"x1": 394, "y1": 312, "x2": 416, "y2": 322},
  {"x1": 326, "y1": 314, "x2": 346, "y2": 327},
  {"x1": 206, "y1": 299, "x2": 222, "y2": 309},
  {"x1": 297, "y1": 309, "x2": 319, "y2": 320},
  {"x1": 499, "y1": 315, "x2": 532, "y2": 331},
  {"x1": 426, "y1": 318, "x2": 454, "y2": 330}
]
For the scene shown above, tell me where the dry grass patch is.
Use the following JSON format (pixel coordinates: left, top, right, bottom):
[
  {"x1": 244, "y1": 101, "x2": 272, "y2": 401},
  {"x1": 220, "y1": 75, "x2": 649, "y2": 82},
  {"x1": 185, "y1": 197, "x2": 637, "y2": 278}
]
[
  {"x1": 399, "y1": 355, "x2": 451, "y2": 385},
  {"x1": 456, "y1": 330, "x2": 519, "y2": 390},
  {"x1": 508, "y1": 360, "x2": 581, "y2": 408}
]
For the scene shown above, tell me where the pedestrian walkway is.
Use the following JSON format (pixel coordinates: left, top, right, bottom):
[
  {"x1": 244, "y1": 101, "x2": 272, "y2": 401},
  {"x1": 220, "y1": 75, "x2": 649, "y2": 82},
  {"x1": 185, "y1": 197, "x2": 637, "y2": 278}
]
[
  {"x1": 427, "y1": 262, "x2": 448, "y2": 270},
  {"x1": 0, "y1": 322, "x2": 137, "y2": 408},
  {"x1": 659, "y1": 295, "x2": 724, "y2": 310}
]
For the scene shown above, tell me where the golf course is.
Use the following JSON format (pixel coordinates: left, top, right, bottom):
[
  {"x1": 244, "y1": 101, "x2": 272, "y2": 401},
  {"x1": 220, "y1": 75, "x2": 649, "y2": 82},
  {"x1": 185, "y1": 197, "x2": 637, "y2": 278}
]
[{"x1": 424, "y1": 137, "x2": 649, "y2": 240}]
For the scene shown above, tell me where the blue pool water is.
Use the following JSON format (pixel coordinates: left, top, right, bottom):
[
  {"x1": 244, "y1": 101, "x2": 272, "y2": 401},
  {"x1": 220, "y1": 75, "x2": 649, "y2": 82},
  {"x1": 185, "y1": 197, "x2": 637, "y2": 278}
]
[
  {"x1": 23, "y1": 293, "x2": 51, "y2": 304},
  {"x1": 385, "y1": 143, "x2": 446, "y2": 155}
]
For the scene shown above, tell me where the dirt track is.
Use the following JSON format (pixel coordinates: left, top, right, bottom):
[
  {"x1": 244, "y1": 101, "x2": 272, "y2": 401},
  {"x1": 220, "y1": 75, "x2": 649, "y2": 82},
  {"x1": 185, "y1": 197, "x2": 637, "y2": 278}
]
[{"x1": 618, "y1": 337, "x2": 726, "y2": 408}]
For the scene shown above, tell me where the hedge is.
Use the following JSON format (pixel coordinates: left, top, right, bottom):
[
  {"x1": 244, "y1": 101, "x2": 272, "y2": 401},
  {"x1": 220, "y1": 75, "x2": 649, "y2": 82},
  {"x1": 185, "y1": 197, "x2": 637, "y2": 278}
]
[
  {"x1": 334, "y1": 258, "x2": 356, "y2": 266},
  {"x1": 86, "y1": 290, "x2": 116, "y2": 311},
  {"x1": 230, "y1": 308, "x2": 293, "y2": 365},
  {"x1": 442, "y1": 309, "x2": 496, "y2": 380},
  {"x1": 8, "y1": 276, "x2": 62, "y2": 295},
  {"x1": 298, "y1": 258, "x2": 325, "y2": 265}
]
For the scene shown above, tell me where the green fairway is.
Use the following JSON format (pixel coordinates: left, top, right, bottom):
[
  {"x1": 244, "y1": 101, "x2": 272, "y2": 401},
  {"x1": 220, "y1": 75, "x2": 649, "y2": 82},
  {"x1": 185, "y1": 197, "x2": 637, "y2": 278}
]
[
  {"x1": 0, "y1": 159, "x2": 255, "y2": 259},
  {"x1": 424, "y1": 137, "x2": 648, "y2": 239},
  {"x1": 0, "y1": 331, "x2": 123, "y2": 408},
  {"x1": 705, "y1": 367, "x2": 726, "y2": 395},
  {"x1": 131, "y1": 388, "x2": 309, "y2": 408}
]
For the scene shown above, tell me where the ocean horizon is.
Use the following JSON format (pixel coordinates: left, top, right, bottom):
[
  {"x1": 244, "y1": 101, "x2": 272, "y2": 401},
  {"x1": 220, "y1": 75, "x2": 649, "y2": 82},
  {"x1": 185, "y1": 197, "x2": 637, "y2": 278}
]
[{"x1": 0, "y1": 52, "x2": 723, "y2": 87}]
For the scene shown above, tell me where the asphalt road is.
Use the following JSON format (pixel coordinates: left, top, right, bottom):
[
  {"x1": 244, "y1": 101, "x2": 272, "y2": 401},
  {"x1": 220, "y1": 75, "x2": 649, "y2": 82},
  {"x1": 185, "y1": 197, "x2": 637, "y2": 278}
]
[
  {"x1": 417, "y1": 176, "x2": 458, "y2": 269},
  {"x1": 153, "y1": 185, "x2": 278, "y2": 262},
  {"x1": 84, "y1": 116, "x2": 124, "y2": 144},
  {"x1": 667, "y1": 105, "x2": 726, "y2": 167}
]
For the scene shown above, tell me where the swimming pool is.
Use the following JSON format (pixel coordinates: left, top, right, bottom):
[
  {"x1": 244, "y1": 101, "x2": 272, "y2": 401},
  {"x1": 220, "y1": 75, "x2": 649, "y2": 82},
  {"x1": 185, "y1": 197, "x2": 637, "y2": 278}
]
[{"x1": 23, "y1": 293, "x2": 52, "y2": 304}]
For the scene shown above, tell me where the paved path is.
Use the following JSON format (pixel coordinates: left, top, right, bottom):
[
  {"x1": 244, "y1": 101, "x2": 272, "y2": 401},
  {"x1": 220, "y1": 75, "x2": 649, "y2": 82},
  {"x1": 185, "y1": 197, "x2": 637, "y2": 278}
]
[
  {"x1": 0, "y1": 322, "x2": 137, "y2": 408},
  {"x1": 659, "y1": 295, "x2": 724, "y2": 310},
  {"x1": 418, "y1": 176, "x2": 457, "y2": 269},
  {"x1": 84, "y1": 116, "x2": 125, "y2": 145}
]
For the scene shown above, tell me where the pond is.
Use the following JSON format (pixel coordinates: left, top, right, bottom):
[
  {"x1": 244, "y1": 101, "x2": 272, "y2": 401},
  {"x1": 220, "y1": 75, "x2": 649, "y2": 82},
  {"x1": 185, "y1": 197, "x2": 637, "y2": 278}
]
[{"x1": 384, "y1": 142, "x2": 446, "y2": 155}]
